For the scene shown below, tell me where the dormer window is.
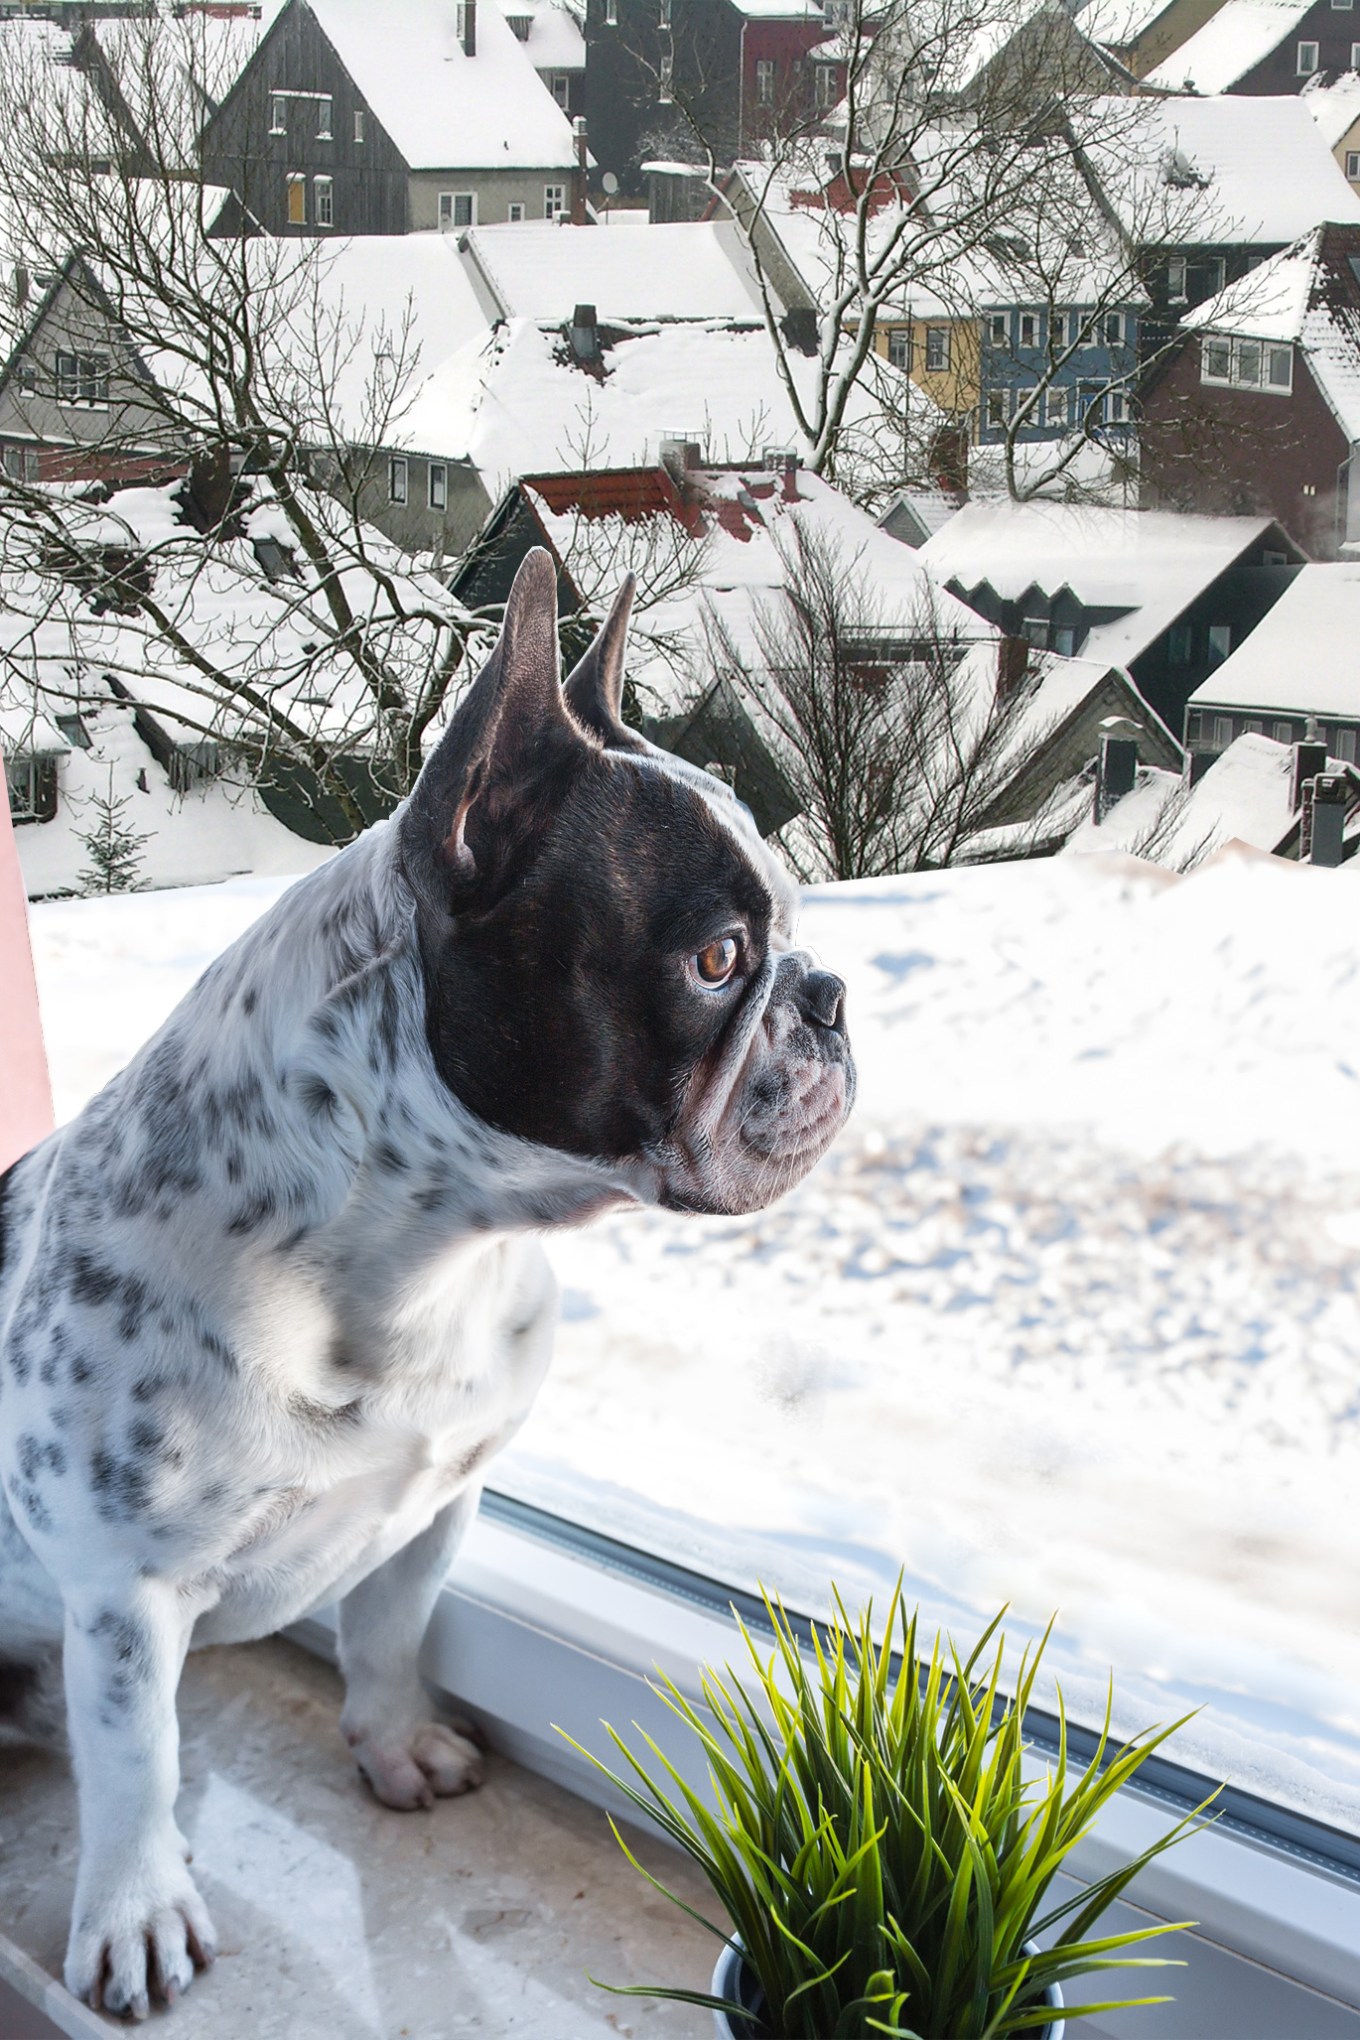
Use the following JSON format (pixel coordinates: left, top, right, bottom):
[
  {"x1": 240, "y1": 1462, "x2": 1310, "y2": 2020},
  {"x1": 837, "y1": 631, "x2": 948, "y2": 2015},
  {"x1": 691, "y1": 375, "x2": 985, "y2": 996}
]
[
  {"x1": 506, "y1": 11, "x2": 533, "y2": 35},
  {"x1": 1201, "y1": 332, "x2": 1292, "y2": 392}
]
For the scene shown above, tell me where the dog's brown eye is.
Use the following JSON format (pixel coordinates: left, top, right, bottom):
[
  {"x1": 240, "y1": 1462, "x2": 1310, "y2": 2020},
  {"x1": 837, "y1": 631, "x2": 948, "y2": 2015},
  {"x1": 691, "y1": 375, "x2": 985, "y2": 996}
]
[{"x1": 694, "y1": 936, "x2": 739, "y2": 986}]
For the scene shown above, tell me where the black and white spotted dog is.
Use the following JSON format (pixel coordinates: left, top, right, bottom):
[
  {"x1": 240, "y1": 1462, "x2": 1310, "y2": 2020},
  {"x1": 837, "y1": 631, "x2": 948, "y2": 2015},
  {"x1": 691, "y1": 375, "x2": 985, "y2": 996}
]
[{"x1": 0, "y1": 550, "x2": 853, "y2": 2018}]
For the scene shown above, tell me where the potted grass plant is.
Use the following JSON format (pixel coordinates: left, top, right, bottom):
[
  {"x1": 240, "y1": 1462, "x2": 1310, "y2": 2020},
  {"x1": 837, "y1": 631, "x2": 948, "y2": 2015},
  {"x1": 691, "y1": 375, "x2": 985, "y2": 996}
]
[{"x1": 562, "y1": 1585, "x2": 1213, "y2": 2037}]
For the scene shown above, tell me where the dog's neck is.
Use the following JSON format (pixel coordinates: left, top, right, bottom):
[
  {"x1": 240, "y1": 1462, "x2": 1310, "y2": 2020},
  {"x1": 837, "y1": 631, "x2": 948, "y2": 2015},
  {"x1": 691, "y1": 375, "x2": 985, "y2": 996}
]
[{"x1": 78, "y1": 822, "x2": 647, "y2": 1333}]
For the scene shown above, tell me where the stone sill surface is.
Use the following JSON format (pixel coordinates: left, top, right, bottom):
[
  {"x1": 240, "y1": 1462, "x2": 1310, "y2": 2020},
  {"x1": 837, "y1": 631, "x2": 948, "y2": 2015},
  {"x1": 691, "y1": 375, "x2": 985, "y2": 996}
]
[{"x1": 0, "y1": 1636, "x2": 720, "y2": 2038}]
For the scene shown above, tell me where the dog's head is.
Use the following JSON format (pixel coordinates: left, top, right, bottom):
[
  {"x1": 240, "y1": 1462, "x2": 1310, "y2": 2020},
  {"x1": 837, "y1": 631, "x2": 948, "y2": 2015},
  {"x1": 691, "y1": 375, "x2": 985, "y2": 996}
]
[{"x1": 398, "y1": 549, "x2": 853, "y2": 1215}]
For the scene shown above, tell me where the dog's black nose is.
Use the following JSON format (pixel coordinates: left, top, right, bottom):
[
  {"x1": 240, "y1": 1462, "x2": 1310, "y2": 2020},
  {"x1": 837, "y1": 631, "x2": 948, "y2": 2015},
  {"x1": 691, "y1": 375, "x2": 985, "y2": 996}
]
[{"x1": 798, "y1": 968, "x2": 846, "y2": 1032}]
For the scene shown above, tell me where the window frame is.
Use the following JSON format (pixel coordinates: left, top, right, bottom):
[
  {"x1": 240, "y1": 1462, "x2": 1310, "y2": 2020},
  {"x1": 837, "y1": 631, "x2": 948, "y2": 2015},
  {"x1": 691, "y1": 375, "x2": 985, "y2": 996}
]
[
  {"x1": 316, "y1": 94, "x2": 333, "y2": 139},
  {"x1": 508, "y1": 200, "x2": 526, "y2": 222},
  {"x1": 54, "y1": 350, "x2": 110, "y2": 406},
  {"x1": 313, "y1": 173, "x2": 334, "y2": 227},
  {"x1": 1353, "y1": 40, "x2": 1360, "y2": 65},
  {"x1": 3, "y1": 753, "x2": 56, "y2": 824},
  {"x1": 354, "y1": 108, "x2": 365, "y2": 143},
  {"x1": 1297, "y1": 37, "x2": 1319, "y2": 70},
  {"x1": 283, "y1": 1494, "x2": 1360, "y2": 2031},
  {"x1": 270, "y1": 90, "x2": 287, "y2": 135},
  {"x1": 428, "y1": 461, "x2": 448, "y2": 511},
  {"x1": 755, "y1": 56, "x2": 776, "y2": 104},
  {"x1": 438, "y1": 190, "x2": 476, "y2": 230},
  {"x1": 924, "y1": 325, "x2": 951, "y2": 372},
  {"x1": 1201, "y1": 332, "x2": 1292, "y2": 393},
  {"x1": 388, "y1": 455, "x2": 408, "y2": 505},
  {"x1": 285, "y1": 171, "x2": 306, "y2": 226},
  {"x1": 886, "y1": 327, "x2": 911, "y2": 369},
  {"x1": 1348, "y1": 149, "x2": 1360, "y2": 181},
  {"x1": 544, "y1": 182, "x2": 567, "y2": 219}
]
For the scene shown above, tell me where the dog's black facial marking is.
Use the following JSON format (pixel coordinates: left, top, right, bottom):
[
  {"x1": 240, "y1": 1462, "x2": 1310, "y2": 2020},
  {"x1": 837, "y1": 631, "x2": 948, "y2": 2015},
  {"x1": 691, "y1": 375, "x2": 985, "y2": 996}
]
[{"x1": 417, "y1": 752, "x2": 774, "y2": 1160}]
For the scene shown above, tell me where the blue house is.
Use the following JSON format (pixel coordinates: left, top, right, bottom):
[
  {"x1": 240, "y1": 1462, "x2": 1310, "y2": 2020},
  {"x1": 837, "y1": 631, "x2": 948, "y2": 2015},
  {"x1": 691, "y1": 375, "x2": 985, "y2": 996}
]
[{"x1": 976, "y1": 300, "x2": 1140, "y2": 445}]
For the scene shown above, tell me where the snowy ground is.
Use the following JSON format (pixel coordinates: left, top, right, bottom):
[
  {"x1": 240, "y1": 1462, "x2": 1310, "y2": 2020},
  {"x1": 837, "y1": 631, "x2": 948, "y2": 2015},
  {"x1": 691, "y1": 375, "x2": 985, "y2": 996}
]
[{"x1": 26, "y1": 846, "x2": 1360, "y2": 1835}]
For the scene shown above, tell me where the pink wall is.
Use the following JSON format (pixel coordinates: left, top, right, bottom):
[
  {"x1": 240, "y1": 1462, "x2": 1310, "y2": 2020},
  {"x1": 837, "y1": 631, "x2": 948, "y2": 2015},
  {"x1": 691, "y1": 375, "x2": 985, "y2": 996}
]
[{"x1": 0, "y1": 756, "x2": 54, "y2": 1174}]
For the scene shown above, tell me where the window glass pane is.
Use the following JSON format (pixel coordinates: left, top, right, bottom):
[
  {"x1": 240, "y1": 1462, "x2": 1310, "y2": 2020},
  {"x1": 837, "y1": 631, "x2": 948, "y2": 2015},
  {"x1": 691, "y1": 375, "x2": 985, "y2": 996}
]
[
  {"x1": 1202, "y1": 334, "x2": 1230, "y2": 381},
  {"x1": 1235, "y1": 338, "x2": 1262, "y2": 386}
]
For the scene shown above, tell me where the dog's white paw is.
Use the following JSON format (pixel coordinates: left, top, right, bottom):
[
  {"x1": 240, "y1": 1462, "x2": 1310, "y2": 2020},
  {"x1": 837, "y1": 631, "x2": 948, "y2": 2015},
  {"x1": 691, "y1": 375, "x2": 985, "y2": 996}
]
[
  {"x1": 349, "y1": 1720, "x2": 484, "y2": 1810},
  {"x1": 65, "y1": 1856, "x2": 216, "y2": 2019}
]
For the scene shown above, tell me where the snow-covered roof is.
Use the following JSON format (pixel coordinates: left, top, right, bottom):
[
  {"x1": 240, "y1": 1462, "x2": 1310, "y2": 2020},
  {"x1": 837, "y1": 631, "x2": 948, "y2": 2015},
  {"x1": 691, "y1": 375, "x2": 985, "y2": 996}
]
[
  {"x1": 1189, "y1": 565, "x2": 1360, "y2": 718},
  {"x1": 1077, "y1": 0, "x2": 1175, "y2": 50},
  {"x1": 495, "y1": 0, "x2": 585, "y2": 70},
  {"x1": 400, "y1": 315, "x2": 831, "y2": 495},
  {"x1": 726, "y1": 0, "x2": 822, "y2": 16},
  {"x1": 1145, "y1": 0, "x2": 1318, "y2": 94},
  {"x1": 1088, "y1": 95, "x2": 1360, "y2": 248},
  {"x1": 0, "y1": 699, "x2": 70, "y2": 756},
  {"x1": 1066, "y1": 732, "x2": 1299, "y2": 862},
  {"x1": 878, "y1": 486, "x2": 963, "y2": 545},
  {"x1": 918, "y1": 502, "x2": 1283, "y2": 668},
  {"x1": 300, "y1": 0, "x2": 578, "y2": 168},
  {"x1": 518, "y1": 462, "x2": 993, "y2": 716},
  {"x1": 1184, "y1": 221, "x2": 1360, "y2": 439},
  {"x1": 457, "y1": 219, "x2": 765, "y2": 323},
  {"x1": 1302, "y1": 70, "x2": 1360, "y2": 151}
]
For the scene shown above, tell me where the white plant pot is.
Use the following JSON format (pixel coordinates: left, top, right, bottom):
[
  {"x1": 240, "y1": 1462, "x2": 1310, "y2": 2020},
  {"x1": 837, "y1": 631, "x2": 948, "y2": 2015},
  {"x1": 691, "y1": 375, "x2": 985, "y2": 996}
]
[{"x1": 709, "y1": 1935, "x2": 1064, "y2": 2038}]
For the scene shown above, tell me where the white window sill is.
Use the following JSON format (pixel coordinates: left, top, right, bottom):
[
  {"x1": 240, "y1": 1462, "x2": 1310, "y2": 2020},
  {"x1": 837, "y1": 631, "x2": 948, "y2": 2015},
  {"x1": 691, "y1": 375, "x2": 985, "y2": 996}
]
[{"x1": 290, "y1": 1498, "x2": 1360, "y2": 2038}]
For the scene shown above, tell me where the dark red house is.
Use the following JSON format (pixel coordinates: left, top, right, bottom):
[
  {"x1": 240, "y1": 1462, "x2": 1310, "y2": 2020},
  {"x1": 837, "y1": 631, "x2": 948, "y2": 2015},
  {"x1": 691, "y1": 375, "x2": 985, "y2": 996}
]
[{"x1": 1140, "y1": 220, "x2": 1360, "y2": 560}]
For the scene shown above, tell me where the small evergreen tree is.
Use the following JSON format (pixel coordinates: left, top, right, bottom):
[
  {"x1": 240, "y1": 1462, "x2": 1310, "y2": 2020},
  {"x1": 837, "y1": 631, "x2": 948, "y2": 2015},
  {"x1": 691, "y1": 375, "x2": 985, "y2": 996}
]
[{"x1": 75, "y1": 770, "x2": 154, "y2": 895}]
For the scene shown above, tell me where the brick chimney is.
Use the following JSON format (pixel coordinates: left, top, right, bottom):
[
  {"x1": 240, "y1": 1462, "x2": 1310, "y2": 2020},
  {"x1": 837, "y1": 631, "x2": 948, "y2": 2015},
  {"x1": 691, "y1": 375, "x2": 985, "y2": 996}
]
[
  {"x1": 1093, "y1": 732, "x2": 1138, "y2": 824},
  {"x1": 995, "y1": 634, "x2": 1028, "y2": 701},
  {"x1": 1301, "y1": 773, "x2": 1347, "y2": 866},
  {"x1": 459, "y1": 0, "x2": 476, "y2": 57}
]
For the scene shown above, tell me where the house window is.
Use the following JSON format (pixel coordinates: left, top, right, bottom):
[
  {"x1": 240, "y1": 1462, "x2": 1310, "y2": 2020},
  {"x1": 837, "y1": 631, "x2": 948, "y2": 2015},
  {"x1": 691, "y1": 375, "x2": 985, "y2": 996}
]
[
  {"x1": 984, "y1": 386, "x2": 1010, "y2": 430},
  {"x1": 1273, "y1": 720, "x2": 1293, "y2": 741},
  {"x1": 389, "y1": 456, "x2": 408, "y2": 504},
  {"x1": 887, "y1": 328, "x2": 910, "y2": 368},
  {"x1": 659, "y1": 0, "x2": 671, "y2": 20},
  {"x1": 53, "y1": 713, "x2": 92, "y2": 750},
  {"x1": 1044, "y1": 384, "x2": 1073, "y2": 429},
  {"x1": 429, "y1": 462, "x2": 447, "y2": 510},
  {"x1": 1212, "y1": 714, "x2": 1233, "y2": 747},
  {"x1": 814, "y1": 61, "x2": 836, "y2": 106},
  {"x1": 354, "y1": 109, "x2": 365, "y2": 142},
  {"x1": 1105, "y1": 388, "x2": 1128, "y2": 426},
  {"x1": 924, "y1": 326, "x2": 950, "y2": 371},
  {"x1": 1353, "y1": 41, "x2": 1360, "y2": 65},
  {"x1": 1245, "y1": 718, "x2": 1264, "y2": 735},
  {"x1": 508, "y1": 201, "x2": 526, "y2": 221},
  {"x1": 549, "y1": 71, "x2": 570, "y2": 106},
  {"x1": 1019, "y1": 311, "x2": 1037, "y2": 347},
  {"x1": 1334, "y1": 0, "x2": 1354, "y2": 9},
  {"x1": 439, "y1": 191, "x2": 476, "y2": 229},
  {"x1": 1167, "y1": 255, "x2": 1187, "y2": 302},
  {"x1": 313, "y1": 174, "x2": 333, "y2": 226},
  {"x1": 1051, "y1": 310, "x2": 1069, "y2": 348},
  {"x1": 989, "y1": 312, "x2": 1008, "y2": 346},
  {"x1": 1348, "y1": 150, "x2": 1360, "y2": 181},
  {"x1": 316, "y1": 94, "x2": 332, "y2": 138},
  {"x1": 286, "y1": 173, "x2": 306, "y2": 225},
  {"x1": 270, "y1": 91, "x2": 287, "y2": 134},
  {"x1": 4, "y1": 754, "x2": 56, "y2": 824},
  {"x1": 1168, "y1": 621, "x2": 1193, "y2": 664},
  {"x1": 1208, "y1": 624, "x2": 1231, "y2": 664},
  {"x1": 1201, "y1": 333, "x2": 1292, "y2": 392},
  {"x1": 1020, "y1": 612, "x2": 1047, "y2": 646},
  {"x1": 1052, "y1": 625, "x2": 1076, "y2": 656},
  {"x1": 1337, "y1": 728, "x2": 1358, "y2": 762},
  {"x1": 605, "y1": 0, "x2": 617, "y2": 22},
  {"x1": 659, "y1": 50, "x2": 673, "y2": 99},
  {"x1": 54, "y1": 351, "x2": 109, "y2": 404},
  {"x1": 544, "y1": 183, "x2": 566, "y2": 218},
  {"x1": 755, "y1": 57, "x2": 776, "y2": 103},
  {"x1": 1297, "y1": 39, "x2": 1319, "y2": 71},
  {"x1": 1103, "y1": 311, "x2": 1124, "y2": 345},
  {"x1": 2, "y1": 444, "x2": 39, "y2": 480}
]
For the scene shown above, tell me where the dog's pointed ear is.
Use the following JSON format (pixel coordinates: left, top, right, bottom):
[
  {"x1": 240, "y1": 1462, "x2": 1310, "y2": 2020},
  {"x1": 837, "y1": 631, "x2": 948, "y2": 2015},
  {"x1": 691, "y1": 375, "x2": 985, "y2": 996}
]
[
  {"x1": 564, "y1": 575, "x2": 647, "y2": 752},
  {"x1": 400, "y1": 548, "x2": 579, "y2": 907}
]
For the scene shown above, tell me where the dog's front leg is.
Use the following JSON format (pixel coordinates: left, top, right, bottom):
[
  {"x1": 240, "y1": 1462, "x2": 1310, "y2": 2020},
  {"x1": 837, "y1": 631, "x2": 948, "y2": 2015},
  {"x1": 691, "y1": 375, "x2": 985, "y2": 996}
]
[
  {"x1": 338, "y1": 1489, "x2": 484, "y2": 1810},
  {"x1": 62, "y1": 1582, "x2": 216, "y2": 2017}
]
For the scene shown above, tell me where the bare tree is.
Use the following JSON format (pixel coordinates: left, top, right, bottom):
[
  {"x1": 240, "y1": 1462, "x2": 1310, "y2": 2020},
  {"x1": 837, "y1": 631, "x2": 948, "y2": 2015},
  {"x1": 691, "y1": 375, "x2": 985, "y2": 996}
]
[
  {"x1": 693, "y1": 515, "x2": 1047, "y2": 877},
  {"x1": 0, "y1": 15, "x2": 486, "y2": 839},
  {"x1": 647, "y1": 0, "x2": 1223, "y2": 503}
]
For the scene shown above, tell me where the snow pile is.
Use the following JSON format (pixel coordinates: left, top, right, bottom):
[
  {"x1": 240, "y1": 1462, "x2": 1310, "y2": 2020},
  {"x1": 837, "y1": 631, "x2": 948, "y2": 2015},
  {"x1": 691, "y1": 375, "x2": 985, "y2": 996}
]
[{"x1": 27, "y1": 850, "x2": 1360, "y2": 1831}]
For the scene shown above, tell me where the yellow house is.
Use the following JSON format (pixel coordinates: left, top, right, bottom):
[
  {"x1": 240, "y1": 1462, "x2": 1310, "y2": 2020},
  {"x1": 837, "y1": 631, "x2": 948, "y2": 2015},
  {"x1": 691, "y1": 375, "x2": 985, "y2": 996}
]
[
  {"x1": 873, "y1": 311, "x2": 981, "y2": 423},
  {"x1": 1083, "y1": 0, "x2": 1230, "y2": 79}
]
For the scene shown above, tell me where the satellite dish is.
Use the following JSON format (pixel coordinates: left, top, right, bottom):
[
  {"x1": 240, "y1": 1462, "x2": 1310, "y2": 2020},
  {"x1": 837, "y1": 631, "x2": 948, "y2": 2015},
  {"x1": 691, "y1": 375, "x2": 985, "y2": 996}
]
[{"x1": 602, "y1": 171, "x2": 619, "y2": 195}]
